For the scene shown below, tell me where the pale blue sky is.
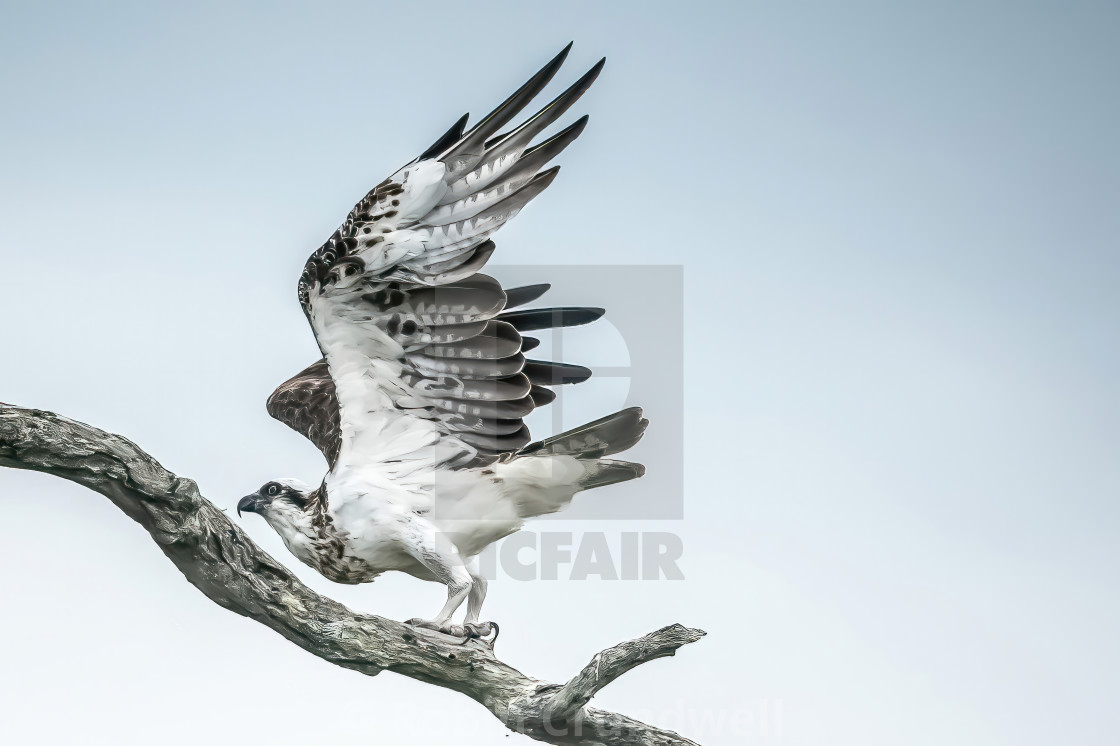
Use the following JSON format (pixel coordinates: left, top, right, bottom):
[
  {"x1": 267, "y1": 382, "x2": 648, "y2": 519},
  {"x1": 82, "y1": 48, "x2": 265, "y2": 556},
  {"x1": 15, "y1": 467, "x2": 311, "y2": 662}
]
[{"x1": 2, "y1": 2, "x2": 1118, "y2": 745}]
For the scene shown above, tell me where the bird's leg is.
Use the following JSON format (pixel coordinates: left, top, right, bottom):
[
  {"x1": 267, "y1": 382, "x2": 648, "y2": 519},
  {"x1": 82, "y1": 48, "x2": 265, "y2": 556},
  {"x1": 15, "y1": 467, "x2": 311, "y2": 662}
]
[
  {"x1": 401, "y1": 521, "x2": 473, "y2": 636},
  {"x1": 460, "y1": 559, "x2": 497, "y2": 643},
  {"x1": 463, "y1": 563, "x2": 487, "y2": 624},
  {"x1": 433, "y1": 575, "x2": 472, "y2": 630},
  {"x1": 405, "y1": 576, "x2": 472, "y2": 635}
]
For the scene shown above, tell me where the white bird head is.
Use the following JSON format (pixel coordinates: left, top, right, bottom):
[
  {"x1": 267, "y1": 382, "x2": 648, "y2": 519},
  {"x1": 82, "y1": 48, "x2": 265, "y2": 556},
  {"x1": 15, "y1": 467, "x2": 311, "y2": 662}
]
[{"x1": 238, "y1": 477, "x2": 317, "y2": 526}]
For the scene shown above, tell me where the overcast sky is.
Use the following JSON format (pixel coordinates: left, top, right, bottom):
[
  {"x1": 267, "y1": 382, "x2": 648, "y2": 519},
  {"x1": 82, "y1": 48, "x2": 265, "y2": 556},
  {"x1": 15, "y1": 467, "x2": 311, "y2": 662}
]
[{"x1": 2, "y1": 2, "x2": 1118, "y2": 745}]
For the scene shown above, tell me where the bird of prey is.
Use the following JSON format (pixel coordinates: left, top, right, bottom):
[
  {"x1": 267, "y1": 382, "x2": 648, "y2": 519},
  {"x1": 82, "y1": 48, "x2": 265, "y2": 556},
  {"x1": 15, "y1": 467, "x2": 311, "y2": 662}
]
[{"x1": 238, "y1": 45, "x2": 648, "y2": 640}]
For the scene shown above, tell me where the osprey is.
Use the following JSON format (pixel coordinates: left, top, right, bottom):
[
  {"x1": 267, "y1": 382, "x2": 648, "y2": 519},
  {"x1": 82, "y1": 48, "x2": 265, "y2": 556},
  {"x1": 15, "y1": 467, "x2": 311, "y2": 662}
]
[{"x1": 238, "y1": 45, "x2": 648, "y2": 640}]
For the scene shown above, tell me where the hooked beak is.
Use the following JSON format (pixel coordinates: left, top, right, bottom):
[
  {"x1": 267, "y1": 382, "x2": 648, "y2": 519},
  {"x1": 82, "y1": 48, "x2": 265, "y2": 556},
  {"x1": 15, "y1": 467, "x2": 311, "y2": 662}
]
[{"x1": 237, "y1": 494, "x2": 266, "y2": 517}]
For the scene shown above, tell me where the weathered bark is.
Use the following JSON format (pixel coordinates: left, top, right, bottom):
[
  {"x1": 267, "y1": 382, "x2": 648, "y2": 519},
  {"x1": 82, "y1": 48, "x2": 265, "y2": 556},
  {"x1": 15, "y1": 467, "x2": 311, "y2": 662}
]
[{"x1": 0, "y1": 405, "x2": 705, "y2": 745}]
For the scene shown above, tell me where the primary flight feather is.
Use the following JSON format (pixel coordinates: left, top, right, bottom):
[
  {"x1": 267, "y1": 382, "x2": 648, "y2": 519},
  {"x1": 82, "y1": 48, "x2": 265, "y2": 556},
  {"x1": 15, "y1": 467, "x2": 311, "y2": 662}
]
[{"x1": 238, "y1": 45, "x2": 648, "y2": 639}]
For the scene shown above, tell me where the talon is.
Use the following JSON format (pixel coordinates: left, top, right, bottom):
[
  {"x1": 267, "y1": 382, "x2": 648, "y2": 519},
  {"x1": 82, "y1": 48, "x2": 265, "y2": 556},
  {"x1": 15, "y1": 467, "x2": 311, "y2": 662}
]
[
  {"x1": 459, "y1": 621, "x2": 499, "y2": 647},
  {"x1": 406, "y1": 618, "x2": 497, "y2": 646}
]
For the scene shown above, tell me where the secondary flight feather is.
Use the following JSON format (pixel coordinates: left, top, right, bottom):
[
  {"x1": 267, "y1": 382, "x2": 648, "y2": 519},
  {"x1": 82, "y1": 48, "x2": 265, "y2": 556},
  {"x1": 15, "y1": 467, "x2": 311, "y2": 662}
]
[{"x1": 238, "y1": 45, "x2": 648, "y2": 640}]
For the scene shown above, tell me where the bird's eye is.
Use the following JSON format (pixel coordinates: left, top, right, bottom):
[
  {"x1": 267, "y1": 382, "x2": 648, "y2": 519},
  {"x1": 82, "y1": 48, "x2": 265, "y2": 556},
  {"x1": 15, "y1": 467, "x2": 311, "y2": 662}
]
[{"x1": 265, "y1": 483, "x2": 280, "y2": 496}]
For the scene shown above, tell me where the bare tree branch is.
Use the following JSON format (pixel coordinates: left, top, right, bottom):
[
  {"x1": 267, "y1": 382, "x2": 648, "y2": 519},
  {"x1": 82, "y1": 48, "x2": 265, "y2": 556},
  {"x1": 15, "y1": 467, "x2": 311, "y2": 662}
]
[
  {"x1": 0, "y1": 404, "x2": 705, "y2": 745},
  {"x1": 547, "y1": 625, "x2": 707, "y2": 724}
]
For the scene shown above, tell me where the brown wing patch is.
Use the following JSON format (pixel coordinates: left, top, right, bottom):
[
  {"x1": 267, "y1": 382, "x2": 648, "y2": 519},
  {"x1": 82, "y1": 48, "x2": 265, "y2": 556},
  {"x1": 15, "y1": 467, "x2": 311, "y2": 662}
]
[{"x1": 266, "y1": 359, "x2": 341, "y2": 467}]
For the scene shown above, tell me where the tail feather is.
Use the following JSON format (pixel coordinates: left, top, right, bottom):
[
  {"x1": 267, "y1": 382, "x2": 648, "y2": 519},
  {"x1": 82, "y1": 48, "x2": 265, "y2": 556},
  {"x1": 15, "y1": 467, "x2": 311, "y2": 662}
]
[
  {"x1": 579, "y1": 459, "x2": 645, "y2": 490},
  {"x1": 496, "y1": 407, "x2": 649, "y2": 519},
  {"x1": 518, "y1": 406, "x2": 648, "y2": 459}
]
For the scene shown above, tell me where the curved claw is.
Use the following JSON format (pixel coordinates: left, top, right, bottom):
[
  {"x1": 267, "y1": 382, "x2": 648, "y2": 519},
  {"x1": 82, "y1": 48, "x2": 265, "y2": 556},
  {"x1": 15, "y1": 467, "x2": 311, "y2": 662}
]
[
  {"x1": 460, "y1": 621, "x2": 500, "y2": 648},
  {"x1": 405, "y1": 618, "x2": 499, "y2": 648}
]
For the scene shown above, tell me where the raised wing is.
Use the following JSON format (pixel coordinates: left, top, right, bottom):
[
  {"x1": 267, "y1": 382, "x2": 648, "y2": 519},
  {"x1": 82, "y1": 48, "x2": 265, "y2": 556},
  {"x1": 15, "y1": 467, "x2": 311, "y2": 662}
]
[{"x1": 286, "y1": 46, "x2": 607, "y2": 475}]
